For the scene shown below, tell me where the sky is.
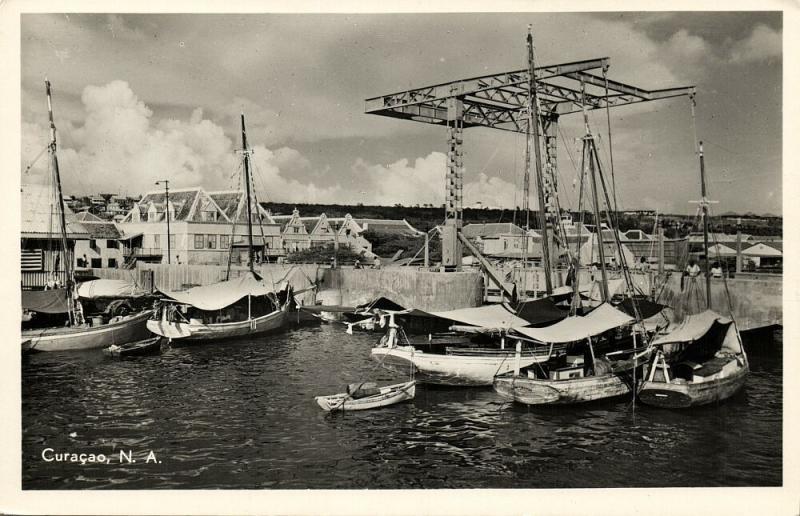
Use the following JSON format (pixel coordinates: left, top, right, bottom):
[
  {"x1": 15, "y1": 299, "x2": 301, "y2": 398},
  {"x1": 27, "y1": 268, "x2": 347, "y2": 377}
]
[{"x1": 20, "y1": 12, "x2": 782, "y2": 216}]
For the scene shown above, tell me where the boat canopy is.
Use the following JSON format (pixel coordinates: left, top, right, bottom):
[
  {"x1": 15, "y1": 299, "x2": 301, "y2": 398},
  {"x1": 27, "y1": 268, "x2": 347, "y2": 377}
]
[
  {"x1": 651, "y1": 310, "x2": 733, "y2": 346},
  {"x1": 616, "y1": 297, "x2": 666, "y2": 320},
  {"x1": 76, "y1": 279, "x2": 149, "y2": 299},
  {"x1": 158, "y1": 272, "x2": 274, "y2": 311},
  {"x1": 512, "y1": 303, "x2": 634, "y2": 343},
  {"x1": 21, "y1": 288, "x2": 71, "y2": 314},
  {"x1": 515, "y1": 297, "x2": 568, "y2": 326},
  {"x1": 431, "y1": 304, "x2": 529, "y2": 330}
]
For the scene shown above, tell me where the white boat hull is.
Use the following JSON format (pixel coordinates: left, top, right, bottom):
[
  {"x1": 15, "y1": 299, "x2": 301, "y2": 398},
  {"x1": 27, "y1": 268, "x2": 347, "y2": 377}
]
[
  {"x1": 147, "y1": 309, "x2": 288, "y2": 342},
  {"x1": 22, "y1": 311, "x2": 152, "y2": 352},
  {"x1": 371, "y1": 346, "x2": 550, "y2": 386},
  {"x1": 315, "y1": 381, "x2": 416, "y2": 411}
]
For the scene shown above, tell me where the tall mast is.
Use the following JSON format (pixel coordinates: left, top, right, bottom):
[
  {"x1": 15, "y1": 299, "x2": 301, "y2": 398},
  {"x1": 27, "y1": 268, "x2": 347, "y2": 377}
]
[
  {"x1": 527, "y1": 26, "x2": 553, "y2": 295},
  {"x1": 587, "y1": 138, "x2": 609, "y2": 302},
  {"x1": 699, "y1": 141, "x2": 711, "y2": 308},
  {"x1": 45, "y1": 79, "x2": 75, "y2": 321},
  {"x1": 240, "y1": 113, "x2": 255, "y2": 273}
]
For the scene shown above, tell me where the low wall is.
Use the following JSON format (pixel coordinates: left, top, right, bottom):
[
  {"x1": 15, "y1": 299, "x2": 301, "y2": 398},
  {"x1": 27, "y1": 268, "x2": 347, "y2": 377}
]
[
  {"x1": 88, "y1": 263, "x2": 323, "y2": 306},
  {"x1": 321, "y1": 267, "x2": 483, "y2": 312},
  {"x1": 656, "y1": 273, "x2": 782, "y2": 331}
]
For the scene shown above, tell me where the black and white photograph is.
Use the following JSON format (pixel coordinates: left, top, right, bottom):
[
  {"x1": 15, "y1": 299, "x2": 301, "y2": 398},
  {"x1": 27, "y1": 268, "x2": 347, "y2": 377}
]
[{"x1": 3, "y1": 2, "x2": 795, "y2": 514}]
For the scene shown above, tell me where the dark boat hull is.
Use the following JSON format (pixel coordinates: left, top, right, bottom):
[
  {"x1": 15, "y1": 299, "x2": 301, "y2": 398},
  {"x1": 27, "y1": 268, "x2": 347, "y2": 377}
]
[{"x1": 638, "y1": 365, "x2": 748, "y2": 408}]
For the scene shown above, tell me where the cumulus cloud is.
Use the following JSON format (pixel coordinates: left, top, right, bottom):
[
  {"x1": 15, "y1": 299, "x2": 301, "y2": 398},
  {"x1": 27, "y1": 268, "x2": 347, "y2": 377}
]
[
  {"x1": 729, "y1": 24, "x2": 781, "y2": 63},
  {"x1": 21, "y1": 80, "x2": 341, "y2": 203}
]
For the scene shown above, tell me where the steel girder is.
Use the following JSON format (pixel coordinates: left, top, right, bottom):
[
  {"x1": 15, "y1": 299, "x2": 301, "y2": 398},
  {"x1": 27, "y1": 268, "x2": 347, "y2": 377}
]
[{"x1": 365, "y1": 57, "x2": 695, "y2": 132}]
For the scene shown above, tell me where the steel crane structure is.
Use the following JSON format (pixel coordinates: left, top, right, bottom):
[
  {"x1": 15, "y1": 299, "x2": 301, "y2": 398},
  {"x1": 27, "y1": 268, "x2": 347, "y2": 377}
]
[{"x1": 365, "y1": 42, "x2": 695, "y2": 274}]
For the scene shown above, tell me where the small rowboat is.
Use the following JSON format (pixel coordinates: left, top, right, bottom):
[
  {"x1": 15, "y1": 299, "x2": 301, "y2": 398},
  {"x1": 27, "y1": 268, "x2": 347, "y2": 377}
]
[
  {"x1": 315, "y1": 380, "x2": 416, "y2": 411},
  {"x1": 103, "y1": 337, "x2": 164, "y2": 358}
]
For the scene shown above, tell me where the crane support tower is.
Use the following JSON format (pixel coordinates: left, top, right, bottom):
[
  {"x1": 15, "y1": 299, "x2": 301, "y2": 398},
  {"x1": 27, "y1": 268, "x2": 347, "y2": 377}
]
[{"x1": 365, "y1": 32, "x2": 695, "y2": 272}]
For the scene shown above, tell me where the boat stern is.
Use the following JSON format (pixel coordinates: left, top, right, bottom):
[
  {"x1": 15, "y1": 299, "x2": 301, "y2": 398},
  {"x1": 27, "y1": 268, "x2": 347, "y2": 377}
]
[
  {"x1": 146, "y1": 319, "x2": 192, "y2": 339},
  {"x1": 638, "y1": 382, "x2": 693, "y2": 408}
]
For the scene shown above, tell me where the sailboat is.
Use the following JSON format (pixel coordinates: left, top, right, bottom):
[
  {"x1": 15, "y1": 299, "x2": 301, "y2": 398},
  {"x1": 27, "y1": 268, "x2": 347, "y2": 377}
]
[
  {"x1": 638, "y1": 141, "x2": 748, "y2": 408},
  {"x1": 146, "y1": 113, "x2": 293, "y2": 342},
  {"x1": 370, "y1": 307, "x2": 562, "y2": 386},
  {"x1": 21, "y1": 80, "x2": 152, "y2": 352},
  {"x1": 491, "y1": 30, "x2": 656, "y2": 404}
]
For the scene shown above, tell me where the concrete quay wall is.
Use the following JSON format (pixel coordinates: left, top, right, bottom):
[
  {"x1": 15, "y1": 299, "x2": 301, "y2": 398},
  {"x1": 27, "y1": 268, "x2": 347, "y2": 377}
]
[
  {"x1": 656, "y1": 273, "x2": 782, "y2": 331},
  {"x1": 89, "y1": 264, "x2": 484, "y2": 313},
  {"x1": 321, "y1": 268, "x2": 483, "y2": 312}
]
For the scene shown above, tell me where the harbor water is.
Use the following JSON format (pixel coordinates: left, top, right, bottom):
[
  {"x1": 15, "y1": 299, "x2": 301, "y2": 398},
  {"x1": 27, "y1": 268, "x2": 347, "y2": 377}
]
[{"x1": 22, "y1": 324, "x2": 781, "y2": 489}]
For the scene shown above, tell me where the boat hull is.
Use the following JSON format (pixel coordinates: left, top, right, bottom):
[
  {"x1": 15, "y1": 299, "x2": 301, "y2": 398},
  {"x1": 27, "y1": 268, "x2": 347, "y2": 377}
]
[
  {"x1": 371, "y1": 346, "x2": 549, "y2": 387},
  {"x1": 103, "y1": 337, "x2": 163, "y2": 358},
  {"x1": 147, "y1": 309, "x2": 288, "y2": 342},
  {"x1": 639, "y1": 365, "x2": 748, "y2": 408},
  {"x1": 493, "y1": 373, "x2": 632, "y2": 405},
  {"x1": 315, "y1": 381, "x2": 416, "y2": 411},
  {"x1": 22, "y1": 311, "x2": 152, "y2": 352}
]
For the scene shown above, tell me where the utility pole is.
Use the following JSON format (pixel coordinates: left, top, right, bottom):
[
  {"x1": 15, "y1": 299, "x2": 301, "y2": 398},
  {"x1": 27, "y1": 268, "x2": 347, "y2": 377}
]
[{"x1": 155, "y1": 180, "x2": 171, "y2": 264}]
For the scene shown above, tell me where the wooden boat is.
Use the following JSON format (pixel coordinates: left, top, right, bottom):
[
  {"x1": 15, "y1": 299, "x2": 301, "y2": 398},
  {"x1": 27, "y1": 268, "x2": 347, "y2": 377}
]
[
  {"x1": 20, "y1": 82, "x2": 154, "y2": 353},
  {"x1": 372, "y1": 345, "x2": 553, "y2": 387},
  {"x1": 146, "y1": 114, "x2": 292, "y2": 343},
  {"x1": 638, "y1": 311, "x2": 748, "y2": 408},
  {"x1": 371, "y1": 307, "x2": 557, "y2": 387},
  {"x1": 492, "y1": 304, "x2": 650, "y2": 405},
  {"x1": 23, "y1": 310, "x2": 152, "y2": 352},
  {"x1": 494, "y1": 370, "x2": 632, "y2": 405},
  {"x1": 147, "y1": 301, "x2": 289, "y2": 342},
  {"x1": 315, "y1": 380, "x2": 415, "y2": 411},
  {"x1": 639, "y1": 144, "x2": 749, "y2": 408},
  {"x1": 103, "y1": 336, "x2": 163, "y2": 358}
]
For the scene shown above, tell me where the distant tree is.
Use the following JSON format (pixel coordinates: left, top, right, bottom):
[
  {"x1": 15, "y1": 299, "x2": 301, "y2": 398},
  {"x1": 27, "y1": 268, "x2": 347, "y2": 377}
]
[{"x1": 285, "y1": 244, "x2": 365, "y2": 265}]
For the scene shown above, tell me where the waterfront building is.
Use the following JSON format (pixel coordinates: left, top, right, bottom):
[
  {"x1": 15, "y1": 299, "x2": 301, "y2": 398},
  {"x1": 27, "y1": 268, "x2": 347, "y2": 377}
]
[
  {"x1": 118, "y1": 187, "x2": 283, "y2": 266},
  {"x1": 21, "y1": 183, "x2": 89, "y2": 289},
  {"x1": 271, "y1": 209, "x2": 376, "y2": 256},
  {"x1": 73, "y1": 211, "x2": 125, "y2": 269}
]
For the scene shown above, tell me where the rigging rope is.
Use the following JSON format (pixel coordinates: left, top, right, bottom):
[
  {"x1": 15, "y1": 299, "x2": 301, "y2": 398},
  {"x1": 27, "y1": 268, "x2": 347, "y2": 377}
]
[{"x1": 602, "y1": 67, "x2": 618, "y2": 213}]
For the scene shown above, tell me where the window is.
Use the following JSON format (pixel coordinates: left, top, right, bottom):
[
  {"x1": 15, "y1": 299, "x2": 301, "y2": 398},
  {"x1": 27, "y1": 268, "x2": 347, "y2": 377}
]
[
  {"x1": 89, "y1": 239, "x2": 97, "y2": 248},
  {"x1": 207, "y1": 235, "x2": 217, "y2": 249},
  {"x1": 169, "y1": 234, "x2": 176, "y2": 249},
  {"x1": 91, "y1": 258, "x2": 102, "y2": 268},
  {"x1": 106, "y1": 240, "x2": 117, "y2": 249},
  {"x1": 153, "y1": 234, "x2": 160, "y2": 248},
  {"x1": 107, "y1": 258, "x2": 117, "y2": 268},
  {"x1": 220, "y1": 235, "x2": 230, "y2": 249},
  {"x1": 293, "y1": 227, "x2": 299, "y2": 233},
  {"x1": 194, "y1": 234, "x2": 204, "y2": 249}
]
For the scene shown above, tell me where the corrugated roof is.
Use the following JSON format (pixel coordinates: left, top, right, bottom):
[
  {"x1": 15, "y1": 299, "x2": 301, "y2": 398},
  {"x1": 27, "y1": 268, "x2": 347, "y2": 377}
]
[{"x1": 21, "y1": 183, "x2": 89, "y2": 238}]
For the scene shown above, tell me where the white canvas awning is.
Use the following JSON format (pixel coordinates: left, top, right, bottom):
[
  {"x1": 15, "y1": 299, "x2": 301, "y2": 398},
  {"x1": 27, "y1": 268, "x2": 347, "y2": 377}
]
[
  {"x1": 77, "y1": 279, "x2": 148, "y2": 298},
  {"x1": 651, "y1": 310, "x2": 731, "y2": 345},
  {"x1": 431, "y1": 304, "x2": 529, "y2": 330},
  {"x1": 159, "y1": 272, "x2": 273, "y2": 310},
  {"x1": 512, "y1": 303, "x2": 634, "y2": 343}
]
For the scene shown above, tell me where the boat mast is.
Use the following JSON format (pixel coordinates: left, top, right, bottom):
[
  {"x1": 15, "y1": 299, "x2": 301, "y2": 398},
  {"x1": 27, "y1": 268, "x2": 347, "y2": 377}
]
[
  {"x1": 698, "y1": 141, "x2": 711, "y2": 309},
  {"x1": 45, "y1": 79, "x2": 75, "y2": 324},
  {"x1": 527, "y1": 26, "x2": 553, "y2": 296},
  {"x1": 240, "y1": 113, "x2": 255, "y2": 273}
]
